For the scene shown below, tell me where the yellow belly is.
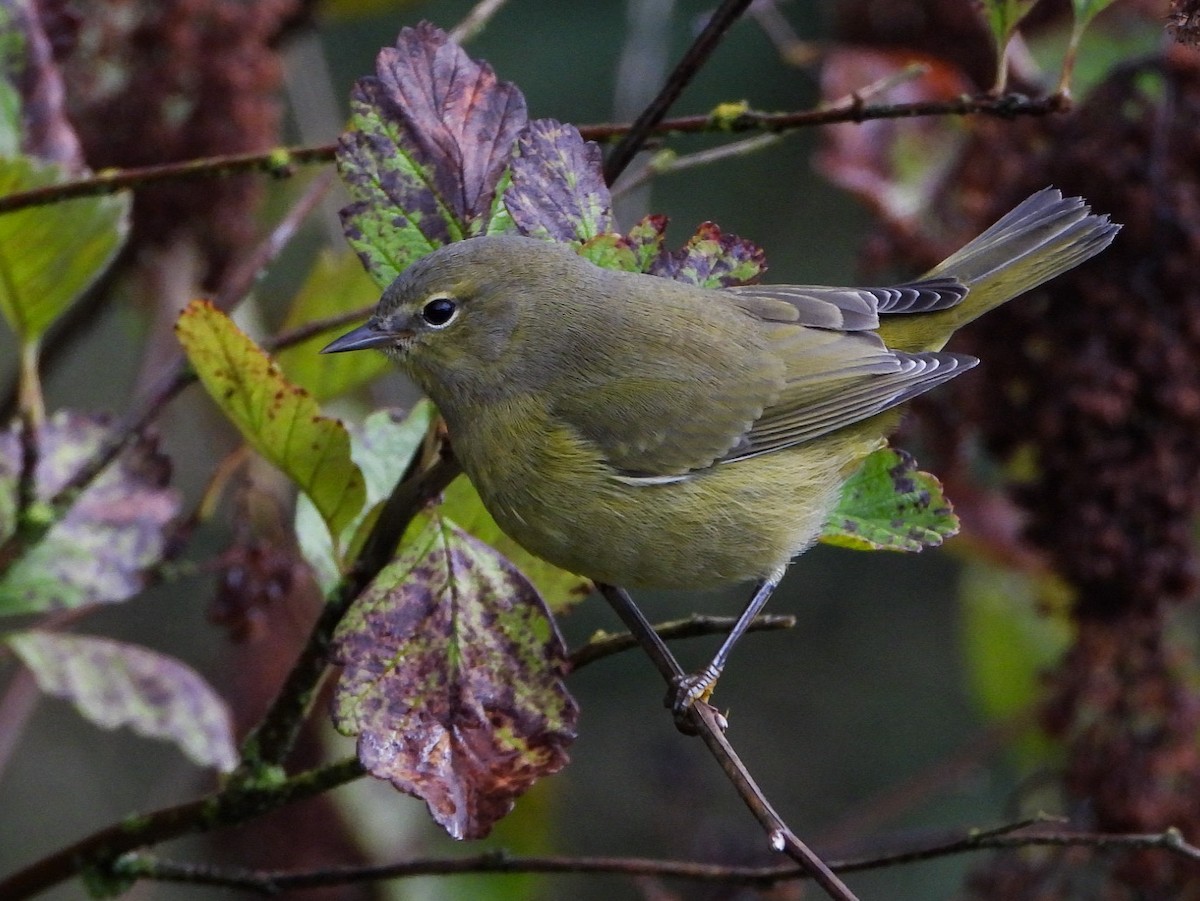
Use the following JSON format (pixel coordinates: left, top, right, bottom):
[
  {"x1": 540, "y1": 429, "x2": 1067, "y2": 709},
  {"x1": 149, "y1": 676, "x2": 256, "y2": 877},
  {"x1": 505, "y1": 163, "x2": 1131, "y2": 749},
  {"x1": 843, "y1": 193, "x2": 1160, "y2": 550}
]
[{"x1": 449, "y1": 397, "x2": 883, "y2": 589}]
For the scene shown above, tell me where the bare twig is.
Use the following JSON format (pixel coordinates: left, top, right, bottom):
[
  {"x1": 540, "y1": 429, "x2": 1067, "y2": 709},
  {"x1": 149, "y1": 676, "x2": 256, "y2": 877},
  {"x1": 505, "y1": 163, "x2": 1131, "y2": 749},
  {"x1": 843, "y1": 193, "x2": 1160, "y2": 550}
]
[
  {"x1": 0, "y1": 93, "x2": 1069, "y2": 217},
  {"x1": 568, "y1": 612, "x2": 795, "y2": 671},
  {"x1": 264, "y1": 303, "x2": 376, "y2": 354},
  {"x1": 583, "y1": 91, "x2": 1068, "y2": 142},
  {"x1": 612, "y1": 133, "x2": 783, "y2": 199},
  {"x1": 100, "y1": 819, "x2": 1200, "y2": 895},
  {"x1": 603, "y1": 0, "x2": 757, "y2": 183},
  {"x1": 596, "y1": 584, "x2": 860, "y2": 901},
  {"x1": 818, "y1": 711, "x2": 1036, "y2": 849},
  {"x1": 0, "y1": 144, "x2": 334, "y2": 214},
  {"x1": 449, "y1": 0, "x2": 512, "y2": 44},
  {"x1": 0, "y1": 757, "x2": 364, "y2": 900}
]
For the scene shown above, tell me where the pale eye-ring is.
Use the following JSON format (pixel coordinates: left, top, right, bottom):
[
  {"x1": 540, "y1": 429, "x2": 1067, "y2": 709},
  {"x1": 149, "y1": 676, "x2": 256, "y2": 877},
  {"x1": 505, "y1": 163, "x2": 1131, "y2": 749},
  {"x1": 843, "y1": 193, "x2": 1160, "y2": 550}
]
[{"x1": 419, "y1": 295, "x2": 459, "y2": 328}]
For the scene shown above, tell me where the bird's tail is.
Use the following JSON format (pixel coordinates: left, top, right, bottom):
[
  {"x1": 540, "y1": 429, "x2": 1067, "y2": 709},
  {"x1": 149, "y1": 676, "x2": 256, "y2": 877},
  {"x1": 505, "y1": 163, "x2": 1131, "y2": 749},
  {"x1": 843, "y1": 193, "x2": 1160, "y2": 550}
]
[{"x1": 881, "y1": 188, "x2": 1120, "y2": 352}]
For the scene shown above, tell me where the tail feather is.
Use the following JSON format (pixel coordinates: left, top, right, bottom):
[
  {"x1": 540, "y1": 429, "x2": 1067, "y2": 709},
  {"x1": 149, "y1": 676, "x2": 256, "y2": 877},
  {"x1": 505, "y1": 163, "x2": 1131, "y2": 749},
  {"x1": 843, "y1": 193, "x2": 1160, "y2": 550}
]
[{"x1": 880, "y1": 188, "x2": 1120, "y2": 351}]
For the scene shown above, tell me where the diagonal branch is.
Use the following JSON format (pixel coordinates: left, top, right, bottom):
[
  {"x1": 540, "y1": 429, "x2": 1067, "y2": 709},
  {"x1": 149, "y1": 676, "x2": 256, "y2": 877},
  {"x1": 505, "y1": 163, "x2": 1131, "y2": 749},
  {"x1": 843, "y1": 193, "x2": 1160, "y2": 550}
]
[
  {"x1": 603, "y1": 0, "x2": 757, "y2": 183},
  {"x1": 596, "y1": 583, "x2": 860, "y2": 901},
  {"x1": 0, "y1": 757, "x2": 365, "y2": 900}
]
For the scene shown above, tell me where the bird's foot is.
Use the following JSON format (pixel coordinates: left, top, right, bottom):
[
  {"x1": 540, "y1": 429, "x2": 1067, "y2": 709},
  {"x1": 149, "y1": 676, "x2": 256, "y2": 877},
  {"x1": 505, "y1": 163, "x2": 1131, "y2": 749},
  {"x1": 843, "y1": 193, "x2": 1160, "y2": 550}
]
[{"x1": 667, "y1": 664, "x2": 724, "y2": 734}]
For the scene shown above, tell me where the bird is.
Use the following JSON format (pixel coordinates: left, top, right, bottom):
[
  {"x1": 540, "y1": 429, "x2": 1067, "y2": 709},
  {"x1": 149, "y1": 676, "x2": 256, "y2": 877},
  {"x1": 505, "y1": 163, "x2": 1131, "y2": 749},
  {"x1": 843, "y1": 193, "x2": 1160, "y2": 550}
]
[{"x1": 322, "y1": 187, "x2": 1118, "y2": 710}]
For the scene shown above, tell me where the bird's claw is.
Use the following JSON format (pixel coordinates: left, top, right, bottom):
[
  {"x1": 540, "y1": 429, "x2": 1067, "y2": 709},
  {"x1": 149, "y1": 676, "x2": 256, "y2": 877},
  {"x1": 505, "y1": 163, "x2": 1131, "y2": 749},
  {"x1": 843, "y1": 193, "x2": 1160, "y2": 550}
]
[{"x1": 667, "y1": 665, "x2": 724, "y2": 734}]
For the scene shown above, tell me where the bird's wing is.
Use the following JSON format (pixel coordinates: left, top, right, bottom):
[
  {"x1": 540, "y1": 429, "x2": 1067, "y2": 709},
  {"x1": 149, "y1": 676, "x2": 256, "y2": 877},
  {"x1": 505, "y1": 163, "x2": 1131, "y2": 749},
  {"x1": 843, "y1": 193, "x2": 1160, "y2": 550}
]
[
  {"x1": 716, "y1": 281, "x2": 977, "y2": 463},
  {"x1": 548, "y1": 331, "x2": 786, "y2": 477},
  {"x1": 555, "y1": 278, "x2": 973, "y2": 477}
]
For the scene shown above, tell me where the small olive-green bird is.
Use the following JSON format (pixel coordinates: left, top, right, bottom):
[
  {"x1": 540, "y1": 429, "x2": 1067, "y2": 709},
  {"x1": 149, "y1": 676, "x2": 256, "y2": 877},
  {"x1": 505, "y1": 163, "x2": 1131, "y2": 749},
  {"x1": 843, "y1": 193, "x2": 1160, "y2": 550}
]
[{"x1": 324, "y1": 188, "x2": 1117, "y2": 708}]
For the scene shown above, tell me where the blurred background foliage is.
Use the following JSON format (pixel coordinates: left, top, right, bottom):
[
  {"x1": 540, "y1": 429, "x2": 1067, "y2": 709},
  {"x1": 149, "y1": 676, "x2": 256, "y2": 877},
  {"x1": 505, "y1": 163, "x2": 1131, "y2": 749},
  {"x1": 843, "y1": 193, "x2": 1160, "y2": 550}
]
[{"x1": 1, "y1": 1, "x2": 1198, "y2": 899}]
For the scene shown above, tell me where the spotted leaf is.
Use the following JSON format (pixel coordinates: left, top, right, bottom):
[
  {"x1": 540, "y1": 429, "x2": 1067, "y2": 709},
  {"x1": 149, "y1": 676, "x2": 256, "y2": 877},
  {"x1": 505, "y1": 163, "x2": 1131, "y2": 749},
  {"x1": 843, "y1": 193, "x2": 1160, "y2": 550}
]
[
  {"x1": 6, "y1": 630, "x2": 237, "y2": 771},
  {"x1": 331, "y1": 512, "x2": 577, "y2": 839},
  {"x1": 176, "y1": 301, "x2": 365, "y2": 556},
  {"x1": 0, "y1": 411, "x2": 178, "y2": 615},
  {"x1": 821, "y1": 446, "x2": 959, "y2": 551}
]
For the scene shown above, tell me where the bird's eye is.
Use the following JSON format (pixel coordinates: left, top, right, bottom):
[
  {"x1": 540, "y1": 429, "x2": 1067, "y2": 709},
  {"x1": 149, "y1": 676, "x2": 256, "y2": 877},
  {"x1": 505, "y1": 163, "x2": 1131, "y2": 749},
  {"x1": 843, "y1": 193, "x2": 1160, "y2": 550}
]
[{"x1": 419, "y1": 296, "x2": 459, "y2": 328}]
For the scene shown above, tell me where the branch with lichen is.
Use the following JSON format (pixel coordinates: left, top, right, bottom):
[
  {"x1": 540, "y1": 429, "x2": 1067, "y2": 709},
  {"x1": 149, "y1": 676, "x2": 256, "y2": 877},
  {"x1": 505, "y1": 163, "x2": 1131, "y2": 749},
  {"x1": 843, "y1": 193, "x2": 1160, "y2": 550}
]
[
  {"x1": 57, "y1": 817, "x2": 1200, "y2": 896},
  {"x1": 0, "y1": 91, "x2": 1068, "y2": 217}
]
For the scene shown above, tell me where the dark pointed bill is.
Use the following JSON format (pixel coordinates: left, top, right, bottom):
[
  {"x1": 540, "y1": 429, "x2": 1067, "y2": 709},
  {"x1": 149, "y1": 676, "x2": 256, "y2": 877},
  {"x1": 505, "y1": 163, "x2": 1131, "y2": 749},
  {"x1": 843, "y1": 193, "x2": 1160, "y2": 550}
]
[{"x1": 321, "y1": 322, "x2": 393, "y2": 354}]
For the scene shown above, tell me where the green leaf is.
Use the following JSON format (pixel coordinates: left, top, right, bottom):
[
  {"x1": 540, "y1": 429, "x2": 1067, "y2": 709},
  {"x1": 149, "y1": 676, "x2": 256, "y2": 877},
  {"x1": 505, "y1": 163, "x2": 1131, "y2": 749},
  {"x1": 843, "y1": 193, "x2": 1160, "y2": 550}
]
[
  {"x1": 978, "y1": 0, "x2": 1040, "y2": 47},
  {"x1": 6, "y1": 630, "x2": 238, "y2": 771},
  {"x1": 336, "y1": 23, "x2": 528, "y2": 286},
  {"x1": 481, "y1": 167, "x2": 517, "y2": 237},
  {"x1": 331, "y1": 512, "x2": 577, "y2": 840},
  {"x1": 0, "y1": 411, "x2": 179, "y2": 616},
  {"x1": 0, "y1": 156, "x2": 128, "y2": 342},
  {"x1": 176, "y1": 301, "x2": 365, "y2": 553},
  {"x1": 575, "y1": 232, "x2": 639, "y2": 272},
  {"x1": 0, "y1": 79, "x2": 21, "y2": 159},
  {"x1": 820, "y1": 447, "x2": 959, "y2": 551},
  {"x1": 440, "y1": 474, "x2": 592, "y2": 614},
  {"x1": 275, "y1": 249, "x2": 389, "y2": 401},
  {"x1": 296, "y1": 403, "x2": 435, "y2": 592}
]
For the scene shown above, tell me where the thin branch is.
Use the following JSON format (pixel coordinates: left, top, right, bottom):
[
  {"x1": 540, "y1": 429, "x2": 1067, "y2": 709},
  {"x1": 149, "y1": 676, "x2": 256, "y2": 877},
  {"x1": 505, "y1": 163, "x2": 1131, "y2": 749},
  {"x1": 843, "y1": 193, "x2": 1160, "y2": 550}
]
[
  {"x1": 0, "y1": 93, "x2": 1069, "y2": 216},
  {"x1": 264, "y1": 303, "x2": 376, "y2": 354},
  {"x1": 0, "y1": 144, "x2": 335, "y2": 214},
  {"x1": 448, "y1": 0, "x2": 512, "y2": 44},
  {"x1": 584, "y1": 91, "x2": 1069, "y2": 142},
  {"x1": 568, "y1": 612, "x2": 796, "y2": 671},
  {"x1": 603, "y1": 0, "x2": 757, "y2": 184},
  {"x1": 817, "y1": 710, "x2": 1035, "y2": 849},
  {"x1": 0, "y1": 757, "x2": 364, "y2": 901},
  {"x1": 831, "y1": 820, "x2": 1200, "y2": 875},
  {"x1": 102, "y1": 820, "x2": 1200, "y2": 895},
  {"x1": 612, "y1": 133, "x2": 783, "y2": 199},
  {"x1": 596, "y1": 584, "x2": 859, "y2": 901}
]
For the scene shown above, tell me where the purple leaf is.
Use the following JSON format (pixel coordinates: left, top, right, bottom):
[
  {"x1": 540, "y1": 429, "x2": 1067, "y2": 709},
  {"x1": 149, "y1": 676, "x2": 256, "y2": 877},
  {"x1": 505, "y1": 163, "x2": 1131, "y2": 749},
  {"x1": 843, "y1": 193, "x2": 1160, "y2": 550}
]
[
  {"x1": 331, "y1": 513, "x2": 578, "y2": 840},
  {"x1": 504, "y1": 119, "x2": 614, "y2": 243},
  {"x1": 648, "y1": 220, "x2": 767, "y2": 287},
  {"x1": 6, "y1": 630, "x2": 237, "y2": 771},
  {"x1": 336, "y1": 23, "x2": 528, "y2": 284},
  {"x1": 0, "y1": 411, "x2": 179, "y2": 615}
]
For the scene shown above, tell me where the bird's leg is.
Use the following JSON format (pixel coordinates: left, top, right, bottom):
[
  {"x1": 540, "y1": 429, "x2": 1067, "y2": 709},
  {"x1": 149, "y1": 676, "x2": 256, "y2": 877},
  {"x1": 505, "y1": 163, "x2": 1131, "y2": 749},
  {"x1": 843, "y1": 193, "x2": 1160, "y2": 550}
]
[{"x1": 670, "y1": 570, "x2": 783, "y2": 717}]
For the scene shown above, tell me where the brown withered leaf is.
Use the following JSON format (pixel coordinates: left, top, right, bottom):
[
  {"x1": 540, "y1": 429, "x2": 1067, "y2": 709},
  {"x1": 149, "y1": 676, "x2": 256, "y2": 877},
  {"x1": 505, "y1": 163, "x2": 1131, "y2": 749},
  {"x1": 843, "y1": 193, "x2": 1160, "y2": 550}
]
[
  {"x1": 330, "y1": 512, "x2": 577, "y2": 840},
  {"x1": 337, "y1": 22, "x2": 528, "y2": 285},
  {"x1": 815, "y1": 48, "x2": 973, "y2": 226}
]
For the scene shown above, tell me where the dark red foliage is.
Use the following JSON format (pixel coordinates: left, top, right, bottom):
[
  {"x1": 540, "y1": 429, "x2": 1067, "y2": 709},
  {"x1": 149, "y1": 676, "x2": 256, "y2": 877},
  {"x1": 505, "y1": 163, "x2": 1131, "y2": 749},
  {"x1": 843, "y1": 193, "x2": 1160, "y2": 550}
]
[{"x1": 42, "y1": 0, "x2": 304, "y2": 286}]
